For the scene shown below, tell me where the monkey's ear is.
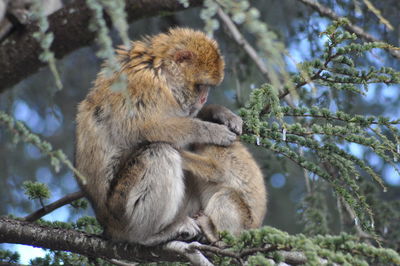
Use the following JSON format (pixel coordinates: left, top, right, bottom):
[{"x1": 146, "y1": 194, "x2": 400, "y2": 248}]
[{"x1": 174, "y1": 50, "x2": 194, "y2": 63}]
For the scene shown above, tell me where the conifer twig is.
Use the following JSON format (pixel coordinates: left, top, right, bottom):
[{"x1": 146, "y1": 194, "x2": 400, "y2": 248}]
[
  {"x1": 23, "y1": 191, "x2": 84, "y2": 222},
  {"x1": 296, "y1": 0, "x2": 400, "y2": 60}
]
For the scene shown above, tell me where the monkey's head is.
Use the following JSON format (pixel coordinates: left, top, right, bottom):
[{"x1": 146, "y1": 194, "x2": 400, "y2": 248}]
[{"x1": 151, "y1": 28, "x2": 225, "y2": 117}]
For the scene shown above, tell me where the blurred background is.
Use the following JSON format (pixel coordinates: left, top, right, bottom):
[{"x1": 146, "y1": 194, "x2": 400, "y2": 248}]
[{"x1": 0, "y1": 0, "x2": 399, "y2": 262}]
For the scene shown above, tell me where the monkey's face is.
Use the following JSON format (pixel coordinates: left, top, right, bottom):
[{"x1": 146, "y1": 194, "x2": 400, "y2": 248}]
[
  {"x1": 188, "y1": 84, "x2": 211, "y2": 117},
  {"x1": 178, "y1": 48, "x2": 224, "y2": 117},
  {"x1": 167, "y1": 49, "x2": 224, "y2": 117},
  {"x1": 156, "y1": 28, "x2": 225, "y2": 116}
]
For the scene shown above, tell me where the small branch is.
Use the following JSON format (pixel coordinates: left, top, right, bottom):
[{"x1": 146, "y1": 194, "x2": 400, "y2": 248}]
[
  {"x1": 192, "y1": 242, "x2": 319, "y2": 265},
  {"x1": 23, "y1": 191, "x2": 84, "y2": 222},
  {"x1": 217, "y1": 7, "x2": 270, "y2": 78},
  {"x1": 165, "y1": 241, "x2": 214, "y2": 266},
  {"x1": 192, "y1": 243, "x2": 242, "y2": 262},
  {"x1": 106, "y1": 258, "x2": 137, "y2": 266},
  {"x1": 296, "y1": 0, "x2": 400, "y2": 60},
  {"x1": 279, "y1": 41, "x2": 338, "y2": 100},
  {"x1": 239, "y1": 246, "x2": 278, "y2": 257},
  {"x1": 38, "y1": 197, "x2": 46, "y2": 209},
  {"x1": 217, "y1": 7, "x2": 295, "y2": 108},
  {"x1": 299, "y1": 148, "x2": 312, "y2": 193},
  {"x1": 342, "y1": 199, "x2": 381, "y2": 242},
  {"x1": 283, "y1": 113, "x2": 398, "y2": 125}
]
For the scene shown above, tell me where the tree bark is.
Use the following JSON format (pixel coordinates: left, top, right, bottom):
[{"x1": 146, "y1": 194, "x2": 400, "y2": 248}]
[
  {"x1": 0, "y1": 216, "x2": 340, "y2": 265},
  {"x1": 0, "y1": 0, "x2": 202, "y2": 93},
  {"x1": 0, "y1": 217, "x2": 185, "y2": 263}
]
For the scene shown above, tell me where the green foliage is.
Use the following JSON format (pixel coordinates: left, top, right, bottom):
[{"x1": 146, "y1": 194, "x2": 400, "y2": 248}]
[
  {"x1": 29, "y1": 252, "x2": 107, "y2": 266},
  {"x1": 75, "y1": 216, "x2": 102, "y2": 234},
  {"x1": 247, "y1": 254, "x2": 273, "y2": 266},
  {"x1": 293, "y1": 19, "x2": 400, "y2": 91},
  {"x1": 70, "y1": 198, "x2": 88, "y2": 210},
  {"x1": 299, "y1": 190, "x2": 329, "y2": 235},
  {"x1": 201, "y1": 0, "x2": 290, "y2": 91},
  {"x1": 22, "y1": 181, "x2": 50, "y2": 201},
  {"x1": 4, "y1": 2, "x2": 400, "y2": 264},
  {"x1": 200, "y1": 0, "x2": 220, "y2": 36},
  {"x1": 0, "y1": 249, "x2": 20, "y2": 264},
  {"x1": 360, "y1": 181, "x2": 400, "y2": 250},
  {"x1": 29, "y1": 217, "x2": 110, "y2": 266},
  {"x1": 217, "y1": 226, "x2": 400, "y2": 265},
  {"x1": 85, "y1": 0, "x2": 128, "y2": 92},
  {"x1": 97, "y1": 0, "x2": 130, "y2": 47},
  {"x1": 240, "y1": 20, "x2": 400, "y2": 236},
  {"x1": 219, "y1": 0, "x2": 289, "y2": 88},
  {"x1": 31, "y1": 0, "x2": 62, "y2": 89},
  {"x1": 36, "y1": 219, "x2": 74, "y2": 230},
  {"x1": 35, "y1": 216, "x2": 103, "y2": 234},
  {"x1": 0, "y1": 111, "x2": 86, "y2": 184}
]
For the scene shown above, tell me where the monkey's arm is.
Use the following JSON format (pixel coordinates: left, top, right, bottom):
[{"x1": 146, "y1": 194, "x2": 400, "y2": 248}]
[
  {"x1": 141, "y1": 117, "x2": 237, "y2": 148},
  {"x1": 197, "y1": 104, "x2": 243, "y2": 135},
  {"x1": 180, "y1": 149, "x2": 224, "y2": 183}
]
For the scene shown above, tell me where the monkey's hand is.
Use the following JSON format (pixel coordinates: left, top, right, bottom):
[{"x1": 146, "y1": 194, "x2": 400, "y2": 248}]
[
  {"x1": 143, "y1": 118, "x2": 236, "y2": 147},
  {"x1": 212, "y1": 108, "x2": 243, "y2": 136},
  {"x1": 197, "y1": 104, "x2": 243, "y2": 135},
  {"x1": 203, "y1": 122, "x2": 237, "y2": 146}
]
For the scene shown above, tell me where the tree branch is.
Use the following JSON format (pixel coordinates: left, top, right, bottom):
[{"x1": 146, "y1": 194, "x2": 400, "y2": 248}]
[
  {"x1": 0, "y1": 0, "x2": 203, "y2": 92},
  {"x1": 217, "y1": 7, "x2": 295, "y2": 108},
  {"x1": 0, "y1": 217, "x2": 340, "y2": 265},
  {"x1": 296, "y1": 0, "x2": 400, "y2": 60},
  {"x1": 216, "y1": 7, "x2": 270, "y2": 78},
  {"x1": 0, "y1": 217, "x2": 187, "y2": 264},
  {"x1": 23, "y1": 191, "x2": 84, "y2": 222},
  {"x1": 164, "y1": 241, "x2": 213, "y2": 266}
]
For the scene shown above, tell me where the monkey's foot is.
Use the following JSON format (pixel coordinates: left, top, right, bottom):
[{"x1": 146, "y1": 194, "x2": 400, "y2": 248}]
[
  {"x1": 194, "y1": 214, "x2": 219, "y2": 244},
  {"x1": 176, "y1": 217, "x2": 201, "y2": 242}
]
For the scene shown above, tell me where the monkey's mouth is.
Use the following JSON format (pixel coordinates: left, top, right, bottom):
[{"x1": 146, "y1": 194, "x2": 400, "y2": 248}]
[{"x1": 200, "y1": 90, "x2": 209, "y2": 105}]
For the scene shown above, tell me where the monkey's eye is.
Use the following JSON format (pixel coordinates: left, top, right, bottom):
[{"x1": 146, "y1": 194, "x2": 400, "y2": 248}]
[{"x1": 195, "y1": 84, "x2": 208, "y2": 92}]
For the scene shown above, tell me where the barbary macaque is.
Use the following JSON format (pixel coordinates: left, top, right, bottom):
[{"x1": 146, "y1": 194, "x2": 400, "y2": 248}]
[
  {"x1": 75, "y1": 28, "x2": 266, "y2": 246},
  {"x1": 183, "y1": 104, "x2": 267, "y2": 243},
  {"x1": 76, "y1": 28, "x2": 236, "y2": 245}
]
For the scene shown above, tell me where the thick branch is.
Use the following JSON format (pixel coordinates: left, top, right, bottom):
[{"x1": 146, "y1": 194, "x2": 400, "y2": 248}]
[
  {"x1": 296, "y1": 0, "x2": 400, "y2": 60},
  {"x1": 0, "y1": 0, "x2": 202, "y2": 92},
  {"x1": 0, "y1": 217, "x2": 186, "y2": 263},
  {"x1": 24, "y1": 191, "x2": 84, "y2": 222},
  {"x1": 0, "y1": 217, "x2": 335, "y2": 264}
]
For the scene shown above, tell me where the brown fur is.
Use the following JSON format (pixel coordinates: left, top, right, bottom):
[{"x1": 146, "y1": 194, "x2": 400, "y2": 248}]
[
  {"x1": 182, "y1": 140, "x2": 267, "y2": 241},
  {"x1": 75, "y1": 28, "x2": 238, "y2": 246}
]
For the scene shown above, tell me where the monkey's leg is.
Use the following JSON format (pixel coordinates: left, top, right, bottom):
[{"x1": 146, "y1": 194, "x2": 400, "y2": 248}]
[
  {"x1": 180, "y1": 150, "x2": 224, "y2": 183},
  {"x1": 195, "y1": 213, "x2": 219, "y2": 243},
  {"x1": 106, "y1": 143, "x2": 199, "y2": 246},
  {"x1": 203, "y1": 188, "x2": 252, "y2": 237}
]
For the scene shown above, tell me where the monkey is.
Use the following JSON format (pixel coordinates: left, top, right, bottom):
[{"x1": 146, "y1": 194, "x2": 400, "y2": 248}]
[
  {"x1": 181, "y1": 104, "x2": 267, "y2": 243},
  {"x1": 75, "y1": 28, "x2": 239, "y2": 246}
]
